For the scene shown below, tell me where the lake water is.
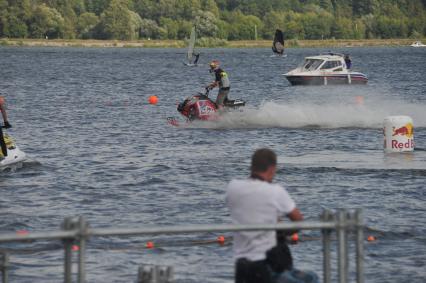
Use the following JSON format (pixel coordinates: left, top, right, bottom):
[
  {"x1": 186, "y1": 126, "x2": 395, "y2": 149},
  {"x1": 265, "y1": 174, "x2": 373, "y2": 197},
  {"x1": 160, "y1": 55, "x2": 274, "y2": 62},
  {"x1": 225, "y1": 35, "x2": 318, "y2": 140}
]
[{"x1": 0, "y1": 46, "x2": 425, "y2": 282}]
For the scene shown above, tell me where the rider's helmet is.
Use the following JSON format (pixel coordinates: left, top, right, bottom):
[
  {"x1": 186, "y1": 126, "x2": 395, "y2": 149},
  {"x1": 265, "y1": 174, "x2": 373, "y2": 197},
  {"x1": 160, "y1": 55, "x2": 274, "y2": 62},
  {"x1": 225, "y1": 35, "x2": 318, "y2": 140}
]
[{"x1": 209, "y1": 60, "x2": 220, "y2": 70}]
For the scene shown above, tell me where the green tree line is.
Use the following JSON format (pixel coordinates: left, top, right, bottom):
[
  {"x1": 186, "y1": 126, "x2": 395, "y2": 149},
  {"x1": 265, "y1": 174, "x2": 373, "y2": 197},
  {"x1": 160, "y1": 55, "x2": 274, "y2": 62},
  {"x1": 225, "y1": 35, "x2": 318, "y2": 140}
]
[{"x1": 0, "y1": 0, "x2": 425, "y2": 40}]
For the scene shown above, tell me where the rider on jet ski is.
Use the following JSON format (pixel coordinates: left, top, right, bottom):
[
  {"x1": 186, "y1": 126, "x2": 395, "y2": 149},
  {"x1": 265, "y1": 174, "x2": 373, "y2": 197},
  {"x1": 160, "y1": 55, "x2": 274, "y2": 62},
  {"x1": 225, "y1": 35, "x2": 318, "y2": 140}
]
[
  {"x1": 206, "y1": 60, "x2": 230, "y2": 109},
  {"x1": 0, "y1": 96, "x2": 12, "y2": 158}
]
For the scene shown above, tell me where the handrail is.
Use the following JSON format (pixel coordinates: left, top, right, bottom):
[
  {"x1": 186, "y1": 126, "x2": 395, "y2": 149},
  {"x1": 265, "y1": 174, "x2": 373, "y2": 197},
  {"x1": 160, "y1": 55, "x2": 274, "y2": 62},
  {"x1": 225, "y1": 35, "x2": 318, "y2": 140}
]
[
  {"x1": 0, "y1": 231, "x2": 78, "y2": 243},
  {"x1": 0, "y1": 209, "x2": 364, "y2": 283},
  {"x1": 89, "y1": 221, "x2": 339, "y2": 237},
  {"x1": 0, "y1": 221, "x2": 341, "y2": 243}
]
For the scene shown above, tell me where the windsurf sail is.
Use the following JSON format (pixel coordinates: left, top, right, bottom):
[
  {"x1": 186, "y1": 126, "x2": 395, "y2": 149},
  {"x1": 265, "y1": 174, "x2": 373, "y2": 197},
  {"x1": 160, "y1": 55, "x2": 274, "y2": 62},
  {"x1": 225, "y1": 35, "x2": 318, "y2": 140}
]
[
  {"x1": 272, "y1": 29, "x2": 284, "y2": 55},
  {"x1": 187, "y1": 27, "x2": 196, "y2": 64}
]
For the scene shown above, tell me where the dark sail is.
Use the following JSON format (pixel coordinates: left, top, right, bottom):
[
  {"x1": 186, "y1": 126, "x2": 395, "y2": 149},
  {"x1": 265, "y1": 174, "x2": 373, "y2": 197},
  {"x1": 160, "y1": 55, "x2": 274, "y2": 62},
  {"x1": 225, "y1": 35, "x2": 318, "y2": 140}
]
[{"x1": 272, "y1": 29, "x2": 284, "y2": 55}]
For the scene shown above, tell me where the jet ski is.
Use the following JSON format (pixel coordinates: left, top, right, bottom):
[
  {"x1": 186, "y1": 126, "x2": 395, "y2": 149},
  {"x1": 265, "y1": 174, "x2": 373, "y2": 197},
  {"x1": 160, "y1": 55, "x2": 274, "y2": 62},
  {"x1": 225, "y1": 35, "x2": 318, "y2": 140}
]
[
  {"x1": 0, "y1": 132, "x2": 26, "y2": 170},
  {"x1": 176, "y1": 89, "x2": 245, "y2": 121}
]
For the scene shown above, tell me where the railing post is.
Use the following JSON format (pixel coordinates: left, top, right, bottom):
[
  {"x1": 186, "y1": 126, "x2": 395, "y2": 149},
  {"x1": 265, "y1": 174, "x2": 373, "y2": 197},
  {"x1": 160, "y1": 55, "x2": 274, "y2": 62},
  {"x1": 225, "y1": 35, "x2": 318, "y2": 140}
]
[
  {"x1": 62, "y1": 217, "x2": 74, "y2": 283},
  {"x1": 157, "y1": 266, "x2": 173, "y2": 283},
  {"x1": 138, "y1": 265, "x2": 157, "y2": 283},
  {"x1": 78, "y1": 217, "x2": 88, "y2": 283},
  {"x1": 337, "y1": 209, "x2": 348, "y2": 283},
  {"x1": 321, "y1": 210, "x2": 332, "y2": 283},
  {"x1": 137, "y1": 265, "x2": 174, "y2": 283},
  {"x1": 345, "y1": 211, "x2": 352, "y2": 280},
  {"x1": 355, "y1": 209, "x2": 364, "y2": 283},
  {"x1": 0, "y1": 253, "x2": 9, "y2": 283}
]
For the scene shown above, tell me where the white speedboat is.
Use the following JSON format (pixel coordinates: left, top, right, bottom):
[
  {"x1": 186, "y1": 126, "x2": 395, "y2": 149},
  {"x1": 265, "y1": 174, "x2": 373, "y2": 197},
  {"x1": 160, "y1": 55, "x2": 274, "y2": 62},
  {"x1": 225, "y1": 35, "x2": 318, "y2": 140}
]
[
  {"x1": 0, "y1": 134, "x2": 26, "y2": 170},
  {"x1": 410, "y1": 41, "x2": 426, "y2": 47},
  {"x1": 284, "y1": 53, "x2": 368, "y2": 86}
]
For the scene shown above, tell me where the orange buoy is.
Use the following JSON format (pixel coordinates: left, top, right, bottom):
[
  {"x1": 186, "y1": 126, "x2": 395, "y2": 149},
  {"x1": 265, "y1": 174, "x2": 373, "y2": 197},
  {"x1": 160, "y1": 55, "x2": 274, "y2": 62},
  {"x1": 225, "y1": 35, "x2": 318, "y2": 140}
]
[
  {"x1": 146, "y1": 241, "x2": 154, "y2": 249},
  {"x1": 148, "y1": 95, "x2": 158, "y2": 105},
  {"x1": 355, "y1": 95, "x2": 364, "y2": 106},
  {"x1": 16, "y1": 230, "x2": 29, "y2": 235},
  {"x1": 367, "y1": 235, "x2": 376, "y2": 242},
  {"x1": 217, "y1": 236, "x2": 225, "y2": 244},
  {"x1": 291, "y1": 233, "x2": 299, "y2": 243}
]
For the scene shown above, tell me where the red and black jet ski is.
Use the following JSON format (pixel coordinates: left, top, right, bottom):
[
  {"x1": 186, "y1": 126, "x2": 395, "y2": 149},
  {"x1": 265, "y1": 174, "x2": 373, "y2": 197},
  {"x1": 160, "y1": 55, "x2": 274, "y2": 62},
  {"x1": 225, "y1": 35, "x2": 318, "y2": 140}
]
[{"x1": 176, "y1": 89, "x2": 245, "y2": 121}]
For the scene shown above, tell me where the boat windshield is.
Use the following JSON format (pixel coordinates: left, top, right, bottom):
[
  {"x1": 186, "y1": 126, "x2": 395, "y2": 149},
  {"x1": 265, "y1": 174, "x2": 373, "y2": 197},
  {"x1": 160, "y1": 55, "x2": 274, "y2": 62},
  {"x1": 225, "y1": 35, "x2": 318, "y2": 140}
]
[
  {"x1": 302, "y1": 59, "x2": 323, "y2": 71},
  {"x1": 320, "y1": 60, "x2": 342, "y2": 70}
]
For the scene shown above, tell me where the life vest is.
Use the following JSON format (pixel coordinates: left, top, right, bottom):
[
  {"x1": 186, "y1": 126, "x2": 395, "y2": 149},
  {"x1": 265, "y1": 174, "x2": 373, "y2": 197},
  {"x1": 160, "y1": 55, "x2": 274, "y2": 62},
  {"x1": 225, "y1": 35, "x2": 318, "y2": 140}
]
[{"x1": 215, "y1": 68, "x2": 230, "y2": 89}]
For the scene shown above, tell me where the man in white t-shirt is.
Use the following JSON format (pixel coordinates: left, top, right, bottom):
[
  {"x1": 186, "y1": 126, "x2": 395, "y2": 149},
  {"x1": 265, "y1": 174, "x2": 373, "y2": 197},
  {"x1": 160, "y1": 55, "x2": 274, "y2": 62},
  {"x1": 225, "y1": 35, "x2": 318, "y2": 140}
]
[{"x1": 226, "y1": 148, "x2": 318, "y2": 283}]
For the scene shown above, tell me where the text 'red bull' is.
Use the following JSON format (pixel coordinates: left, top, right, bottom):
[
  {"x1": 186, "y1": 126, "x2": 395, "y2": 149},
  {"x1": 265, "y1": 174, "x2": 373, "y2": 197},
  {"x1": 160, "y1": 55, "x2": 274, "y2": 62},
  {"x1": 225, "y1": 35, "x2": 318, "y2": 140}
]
[{"x1": 391, "y1": 139, "x2": 414, "y2": 149}]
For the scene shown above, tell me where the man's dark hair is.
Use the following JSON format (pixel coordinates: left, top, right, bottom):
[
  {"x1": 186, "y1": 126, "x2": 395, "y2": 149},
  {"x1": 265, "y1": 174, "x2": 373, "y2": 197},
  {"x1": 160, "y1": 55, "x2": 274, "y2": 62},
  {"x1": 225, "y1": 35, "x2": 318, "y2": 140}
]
[{"x1": 251, "y1": 148, "x2": 277, "y2": 173}]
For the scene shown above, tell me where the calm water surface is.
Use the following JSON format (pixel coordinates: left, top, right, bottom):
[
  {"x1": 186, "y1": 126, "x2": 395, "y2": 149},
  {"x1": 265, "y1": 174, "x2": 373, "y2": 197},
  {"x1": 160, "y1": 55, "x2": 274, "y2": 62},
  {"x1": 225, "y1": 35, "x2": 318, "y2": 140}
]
[{"x1": 0, "y1": 46, "x2": 425, "y2": 282}]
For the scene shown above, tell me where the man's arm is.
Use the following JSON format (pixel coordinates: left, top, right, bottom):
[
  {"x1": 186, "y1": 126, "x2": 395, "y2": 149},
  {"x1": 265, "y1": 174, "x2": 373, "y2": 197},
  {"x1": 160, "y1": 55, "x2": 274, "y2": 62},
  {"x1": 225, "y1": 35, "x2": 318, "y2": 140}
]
[
  {"x1": 0, "y1": 98, "x2": 12, "y2": 128},
  {"x1": 280, "y1": 208, "x2": 303, "y2": 237},
  {"x1": 287, "y1": 208, "x2": 303, "y2": 222},
  {"x1": 207, "y1": 81, "x2": 219, "y2": 89},
  {"x1": 0, "y1": 103, "x2": 8, "y2": 123}
]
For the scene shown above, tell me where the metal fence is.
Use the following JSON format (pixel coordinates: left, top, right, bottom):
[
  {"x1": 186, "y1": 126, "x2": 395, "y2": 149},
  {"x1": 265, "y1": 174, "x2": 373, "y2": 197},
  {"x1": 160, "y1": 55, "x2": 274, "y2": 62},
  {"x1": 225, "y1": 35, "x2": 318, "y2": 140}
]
[{"x1": 0, "y1": 209, "x2": 364, "y2": 283}]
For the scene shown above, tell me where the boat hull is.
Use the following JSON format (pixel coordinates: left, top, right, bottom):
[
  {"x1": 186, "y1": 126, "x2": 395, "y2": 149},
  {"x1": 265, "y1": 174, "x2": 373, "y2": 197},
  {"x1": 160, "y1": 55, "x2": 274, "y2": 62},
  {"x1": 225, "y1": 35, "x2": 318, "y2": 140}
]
[
  {"x1": 285, "y1": 74, "x2": 368, "y2": 86},
  {"x1": 0, "y1": 146, "x2": 26, "y2": 170},
  {"x1": 410, "y1": 42, "x2": 426, "y2": 47}
]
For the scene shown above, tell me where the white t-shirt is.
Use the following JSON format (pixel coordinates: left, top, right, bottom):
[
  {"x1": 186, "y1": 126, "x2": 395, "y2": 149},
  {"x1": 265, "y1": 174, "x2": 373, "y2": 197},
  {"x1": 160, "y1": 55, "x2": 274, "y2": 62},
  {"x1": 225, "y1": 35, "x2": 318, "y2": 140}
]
[{"x1": 226, "y1": 178, "x2": 296, "y2": 261}]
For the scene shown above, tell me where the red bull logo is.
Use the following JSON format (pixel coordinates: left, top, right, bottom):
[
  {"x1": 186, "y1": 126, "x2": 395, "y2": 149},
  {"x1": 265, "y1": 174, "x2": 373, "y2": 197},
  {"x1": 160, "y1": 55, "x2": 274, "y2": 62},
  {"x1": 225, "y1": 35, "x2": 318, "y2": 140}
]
[
  {"x1": 391, "y1": 123, "x2": 414, "y2": 150},
  {"x1": 392, "y1": 123, "x2": 413, "y2": 138}
]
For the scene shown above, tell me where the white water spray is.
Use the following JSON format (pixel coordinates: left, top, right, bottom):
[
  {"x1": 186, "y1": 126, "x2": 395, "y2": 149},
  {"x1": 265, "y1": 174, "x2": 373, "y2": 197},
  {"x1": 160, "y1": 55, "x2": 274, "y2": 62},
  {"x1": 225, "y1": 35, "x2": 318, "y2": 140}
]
[{"x1": 208, "y1": 96, "x2": 426, "y2": 129}]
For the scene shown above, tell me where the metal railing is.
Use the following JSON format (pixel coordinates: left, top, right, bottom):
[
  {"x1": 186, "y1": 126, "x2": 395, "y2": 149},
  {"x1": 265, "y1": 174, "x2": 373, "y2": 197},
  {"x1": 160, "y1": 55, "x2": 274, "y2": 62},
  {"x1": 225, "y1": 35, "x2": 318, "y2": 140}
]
[{"x1": 0, "y1": 209, "x2": 364, "y2": 283}]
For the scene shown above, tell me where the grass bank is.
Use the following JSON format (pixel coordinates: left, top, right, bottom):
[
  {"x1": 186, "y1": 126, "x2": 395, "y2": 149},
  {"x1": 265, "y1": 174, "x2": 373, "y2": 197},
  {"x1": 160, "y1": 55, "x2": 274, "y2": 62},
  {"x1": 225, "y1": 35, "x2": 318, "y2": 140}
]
[
  {"x1": 0, "y1": 38, "x2": 186, "y2": 48},
  {"x1": 228, "y1": 38, "x2": 420, "y2": 48},
  {"x1": 0, "y1": 38, "x2": 422, "y2": 48}
]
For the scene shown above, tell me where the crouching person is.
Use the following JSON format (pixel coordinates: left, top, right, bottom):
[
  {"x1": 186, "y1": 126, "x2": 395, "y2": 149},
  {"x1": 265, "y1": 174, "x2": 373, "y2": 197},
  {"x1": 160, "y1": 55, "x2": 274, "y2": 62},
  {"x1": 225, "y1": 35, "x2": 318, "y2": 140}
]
[{"x1": 226, "y1": 148, "x2": 318, "y2": 283}]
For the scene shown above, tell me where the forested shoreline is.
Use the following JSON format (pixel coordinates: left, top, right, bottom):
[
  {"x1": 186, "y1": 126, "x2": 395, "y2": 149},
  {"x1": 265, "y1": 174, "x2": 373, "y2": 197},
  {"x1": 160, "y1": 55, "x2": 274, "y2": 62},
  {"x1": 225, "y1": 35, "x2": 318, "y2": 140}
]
[{"x1": 1, "y1": 0, "x2": 425, "y2": 42}]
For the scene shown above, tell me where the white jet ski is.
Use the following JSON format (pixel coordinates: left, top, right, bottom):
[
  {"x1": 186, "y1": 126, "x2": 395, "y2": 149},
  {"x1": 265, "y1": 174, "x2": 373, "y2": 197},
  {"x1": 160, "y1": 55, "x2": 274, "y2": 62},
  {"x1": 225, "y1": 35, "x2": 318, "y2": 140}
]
[{"x1": 0, "y1": 133, "x2": 26, "y2": 170}]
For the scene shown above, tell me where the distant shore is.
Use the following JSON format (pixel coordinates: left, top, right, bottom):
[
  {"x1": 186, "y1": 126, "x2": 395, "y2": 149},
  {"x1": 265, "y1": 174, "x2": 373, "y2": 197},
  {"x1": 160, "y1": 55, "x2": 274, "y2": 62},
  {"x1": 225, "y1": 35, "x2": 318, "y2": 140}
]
[{"x1": 0, "y1": 38, "x2": 421, "y2": 48}]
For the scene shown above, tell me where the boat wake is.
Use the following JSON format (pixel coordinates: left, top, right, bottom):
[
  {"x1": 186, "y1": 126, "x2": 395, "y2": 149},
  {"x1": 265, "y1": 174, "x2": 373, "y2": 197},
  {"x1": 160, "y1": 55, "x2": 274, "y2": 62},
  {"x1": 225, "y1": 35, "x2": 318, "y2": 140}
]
[{"x1": 191, "y1": 98, "x2": 426, "y2": 129}]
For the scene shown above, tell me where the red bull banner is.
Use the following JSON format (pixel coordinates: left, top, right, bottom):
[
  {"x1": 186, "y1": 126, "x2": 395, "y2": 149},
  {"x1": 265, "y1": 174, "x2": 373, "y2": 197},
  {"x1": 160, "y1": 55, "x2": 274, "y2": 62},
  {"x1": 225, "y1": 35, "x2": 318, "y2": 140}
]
[{"x1": 383, "y1": 116, "x2": 414, "y2": 153}]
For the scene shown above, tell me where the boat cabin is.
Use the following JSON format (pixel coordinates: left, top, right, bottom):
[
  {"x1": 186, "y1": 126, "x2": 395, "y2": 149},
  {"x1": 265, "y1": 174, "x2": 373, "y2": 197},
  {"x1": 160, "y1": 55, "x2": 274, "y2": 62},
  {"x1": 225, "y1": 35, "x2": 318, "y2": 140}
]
[{"x1": 299, "y1": 54, "x2": 347, "y2": 72}]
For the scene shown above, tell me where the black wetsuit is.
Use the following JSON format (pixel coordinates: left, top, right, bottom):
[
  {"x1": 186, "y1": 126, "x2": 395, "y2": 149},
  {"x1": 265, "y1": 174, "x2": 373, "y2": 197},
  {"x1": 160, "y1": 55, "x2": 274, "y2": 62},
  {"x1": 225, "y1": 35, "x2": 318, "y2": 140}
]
[
  {"x1": 345, "y1": 58, "x2": 352, "y2": 69},
  {"x1": 194, "y1": 54, "x2": 200, "y2": 64},
  {"x1": 0, "y1": 128, "x2": 7, "y2": 157}
]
